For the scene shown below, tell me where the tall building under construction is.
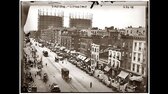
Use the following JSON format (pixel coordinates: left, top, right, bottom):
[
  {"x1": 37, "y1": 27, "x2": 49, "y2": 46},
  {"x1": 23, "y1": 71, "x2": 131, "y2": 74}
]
[
  {"x1": 38, "y1": 9, "x2": 64, "y2": 30},
  {"x1": 69, "y1": 13, "x2": 92, "y2": 29}
]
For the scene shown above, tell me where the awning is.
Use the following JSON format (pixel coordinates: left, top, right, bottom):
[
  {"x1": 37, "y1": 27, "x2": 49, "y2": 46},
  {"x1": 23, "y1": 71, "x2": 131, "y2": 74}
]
[
  {"x1": 77, "y1": 55, "x2": 82, "y2": 59},
  {"x1": 60, "y1": 46, "x2": 66, "y2": 50},
  {"x1": 118, "y1": 71, "x2": 129, "y2": 79},
  {"x1": 85, "y1": 58, "x2": 91, "y2": 62},
  {"x1": 104, "y1": 66, "x2": 111, "y2": 72},
  {"x1": 81, "y1": 56, "x2": 86, "y2": 61},
  {"x1": 70, "y1": 50, "x2": 76, "y2": 54},
  {"x1": 129, "y1": 76, "x2": 143, "y2": 82},
  {"x1": 67, "y1": 50, "x2": 70, "y2": 53}
]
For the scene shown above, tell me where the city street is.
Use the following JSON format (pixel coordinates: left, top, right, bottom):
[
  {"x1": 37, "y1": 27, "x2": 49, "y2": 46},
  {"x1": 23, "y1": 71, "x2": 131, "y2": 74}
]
[{"x1": 30, "y1": 39, "x2": 114, "y2": 92}]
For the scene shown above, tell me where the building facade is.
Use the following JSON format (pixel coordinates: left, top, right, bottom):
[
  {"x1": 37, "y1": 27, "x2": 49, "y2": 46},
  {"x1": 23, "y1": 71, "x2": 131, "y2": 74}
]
[
  {"x1": 124, "y1": 26, "x2": 146, "y2": 37},
  {"x1": 131, "y1": 37, "x2": 147, "y2": 77},
  {"x1": 108, "y1": 30, "x2": 122, "y2": 48},
  {"x1": 120, "y1": 35, "x2": 134, "y2": 71},
  {"x1": 120, "y1": 35, "x2": 147, "y2": 77},
  {"x1": 61, "y1": 28, "x2": 80, "y2": 51},
  {"x1": 61, "y1": 35, "x2": 72, "y2": 50},
  {"x1": 53, "y1": 28, "x2": 62, "y2": 45},
  {"x1": 91, "y1": 43, "x2": 100, "y2": 71},
  {"x1": 108, "y1": 49, "x2": 121, "y2": 78},
  {"x1": 79, "y1": 37, "x2": 92, "y2": 57},
  {"x1": 41, "y1": 28, "x2": 55, "y2": 44}
]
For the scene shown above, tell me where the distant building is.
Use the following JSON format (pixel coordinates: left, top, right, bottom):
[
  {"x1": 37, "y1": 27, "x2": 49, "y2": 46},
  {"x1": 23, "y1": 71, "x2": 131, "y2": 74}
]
[
  {"x1": 124, "y1": 26, "x2": 146, "y2": 37},
  {"x1": 79, "y1": 29, "x2": 92, "y2": 37},
  {"x1": 53, "y1": 28, "x2": 62, "y2": 45},
  {"x1": 41, "y1": 28, "x2": 55, "y2": 43},
  {"x1": 108, "y1": 30, "x2": 122, "y2": 49},
  {"x1": 69, "y1": 13, "x2": 92, "y2": 29},
  {"x1": 38, "y1": 9, "x2": 63, "y2": 30},
  {"x1": 61, "y1": 28, "x2": 80, "y2": 51},
  {"x1": 91, "y1": 29, "x2": 109, "y2": 36}
]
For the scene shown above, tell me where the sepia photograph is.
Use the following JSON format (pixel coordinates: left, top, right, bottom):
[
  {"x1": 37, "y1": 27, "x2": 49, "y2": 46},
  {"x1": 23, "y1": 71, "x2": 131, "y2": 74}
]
[{"x1": 20, "y1": 0, "x2": 149, "y2": 93}]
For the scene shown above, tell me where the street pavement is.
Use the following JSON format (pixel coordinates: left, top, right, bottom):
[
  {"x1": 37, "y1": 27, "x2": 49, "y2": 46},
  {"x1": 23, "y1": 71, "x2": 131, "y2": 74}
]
[{"x1": 29, "y1": 38, "x2": 114, "y2": 92}]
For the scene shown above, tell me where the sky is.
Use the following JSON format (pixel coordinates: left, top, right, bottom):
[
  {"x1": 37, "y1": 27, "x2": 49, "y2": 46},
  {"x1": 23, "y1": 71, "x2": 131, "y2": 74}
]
[{"x1": 23, "y1": 1, "x2": 147, "y2": 32}]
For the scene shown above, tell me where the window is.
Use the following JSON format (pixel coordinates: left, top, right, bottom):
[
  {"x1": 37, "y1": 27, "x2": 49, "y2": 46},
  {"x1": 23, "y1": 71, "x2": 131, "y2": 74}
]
[
  {"x1": 109, "y1": 60, "x2": 111, "y2": 65},
  {"x1": 116, "y1": 53, "x2": 119, "y2": 60},
  {"x1": 142, "y1": 67, "x2": 144, "y2": 75},
  {"x1": 109, "y1": 54, "x2": 112, "y2": 57},
  {"x1": 139, "y1": 42, "x2": 142, "y2": 51},
  {"x1": 143, "y1": 30, "x2": 145, "y2": 34},
  {"x1": 92, "y1": 47, "x2": 94, "y2": 52},
  {"x1": 132, "y1": 64, "x2": 135, "y2": 71},
  {"x1": 138, "y1": 53, "x2": 141, "y2": 62},
  {"x1": 137, "y1": 64, "x2": 140, "y2": 73},
  {"x1": 144, "y1": 43, "x2": 146, "y2": 51},
  {"x1": 123, "y1": 42, "x2": 125, "y2": 47},
  {"x1": 133, "y1": 52, "x2": 136, "y2": 61},
  {"x1": 129, "y1": 53, "x2": 132, "y2": 59},
  {"x1": 122, "y1": 52, "x2": 124, "y2": 56},
  {"x1": 97, "y1": 55, "x2": 99, "y2": 60},
  {"x1": 134, "y1": 42, "x2": 137, "y2": 51}
]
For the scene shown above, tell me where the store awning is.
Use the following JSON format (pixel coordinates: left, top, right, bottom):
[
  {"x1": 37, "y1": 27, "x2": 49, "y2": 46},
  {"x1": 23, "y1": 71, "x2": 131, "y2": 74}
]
[
  {"x1": 67, "y1": 50, "x2": 70, "y2": 53},
  {"x1": 81, "y1": 56, "x2": 86, "y2": 61},
  {"x1": 60, "y1": 46, "x2": 66, "y2": 50},
  {"x1": 104, "y1": 66, "x2": 111, "y2": 72},
  {"x1": 129, "y1": 76, "x2": 143, "y2": 82},
  {"x1": 70, "y1": 50, "x2": 76, "y2": 54},
  {"x1": 77, "y1": 55, "x2": 82, "y2": 59},
  {"x1": 85, "y1": 58, "x2": 91, "y2": 62},
  {"x1": 118, "y1": 71, "x2": 129, "y2": 79}
]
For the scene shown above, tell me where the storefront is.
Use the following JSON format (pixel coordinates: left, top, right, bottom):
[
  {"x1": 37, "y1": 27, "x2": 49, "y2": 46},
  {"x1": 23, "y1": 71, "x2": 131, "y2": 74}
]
[
  {"x1": 84, "y1": 58, "x2": 91, "y2": 72},
  {"x1": 125, "y1": 75, "x2": 144, "y2": 92},
  {"x1": 117, "y1": 71, "x2": 129, "y2": 85},
  {"x1": 104, "y1": 66, "x2": 111, "y2": 73}
]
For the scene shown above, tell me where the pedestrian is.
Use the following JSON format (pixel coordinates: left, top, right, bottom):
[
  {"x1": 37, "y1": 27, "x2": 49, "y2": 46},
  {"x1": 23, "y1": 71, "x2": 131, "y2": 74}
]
[
  {"x1": 46, "y1": 63, "x2": 47, "y2": 66},
  {"x1": 35, "y1": 74, "x2": 36, "y2": 77},
  {"x1": 90, "y1": 82, "x2": 92, "y2": 88}
]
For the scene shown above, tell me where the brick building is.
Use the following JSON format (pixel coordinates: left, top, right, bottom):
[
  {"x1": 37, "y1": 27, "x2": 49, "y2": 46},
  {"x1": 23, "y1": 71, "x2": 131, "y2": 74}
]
[
  {"x1": 79, "y1": 36, "x2": 92, "y2": 57},
  {"x1": 120, "y1": 35, "x2": 147, "y2": 78},
  {"x1": 61, "y1": 28, "x2": 80, "y2": 51}
]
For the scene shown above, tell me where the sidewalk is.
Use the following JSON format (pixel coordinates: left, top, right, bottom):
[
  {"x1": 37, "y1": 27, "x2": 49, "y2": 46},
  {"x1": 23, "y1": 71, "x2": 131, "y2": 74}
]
[{"x1": 29, "y1": 67, "x2": 50, "y2": 92}]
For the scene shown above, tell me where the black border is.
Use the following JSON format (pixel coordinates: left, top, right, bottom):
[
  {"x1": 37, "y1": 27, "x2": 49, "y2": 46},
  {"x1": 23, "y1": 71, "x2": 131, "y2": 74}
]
[
  {"x1": 4, "y1": 0, "x2": 19, "y2": 93},
  {"x1": 5, "y1": 0, "x2": 161, "y2": 94}
]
